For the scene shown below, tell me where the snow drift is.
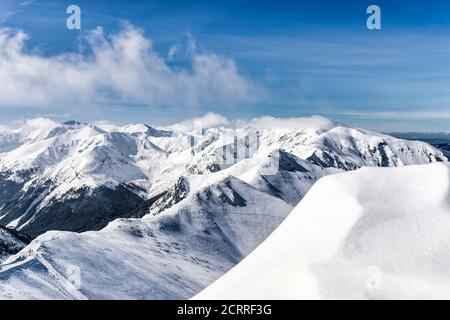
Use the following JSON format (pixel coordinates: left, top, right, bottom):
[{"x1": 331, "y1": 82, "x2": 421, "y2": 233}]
[{"x1": 196, "y1": 163, "x2": 450, "y2": 300}]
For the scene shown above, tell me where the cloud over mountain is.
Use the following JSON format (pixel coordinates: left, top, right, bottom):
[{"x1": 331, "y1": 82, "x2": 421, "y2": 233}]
[{"x1": 0, "y1": 24, "x2": 260, "y2": 109}]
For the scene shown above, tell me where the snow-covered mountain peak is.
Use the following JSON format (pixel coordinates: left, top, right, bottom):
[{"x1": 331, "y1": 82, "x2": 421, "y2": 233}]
[
  {"x1": 0, "y1": 115, "x2": 447, "y2": 244},
  {"x1": 0, "y1": 114, "x2": 448, "y2": 299},
  {"x1": 121, "y1": 123, "x2": 174, "y2": 138},
  {"x1": 46, "y1": 121, "x2": 105, "y2": 139}
]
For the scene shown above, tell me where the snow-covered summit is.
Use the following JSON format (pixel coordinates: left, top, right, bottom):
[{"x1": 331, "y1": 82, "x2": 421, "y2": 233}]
[
  {"x1": 121, "y1": 123, "x2": 173, "y2": 137},
  {"x1": 0, "y1": 114, "x2": 448, "y2": 299},
  {"x1": 0, "y1": 115, "x2": 446, "y2": 239}
]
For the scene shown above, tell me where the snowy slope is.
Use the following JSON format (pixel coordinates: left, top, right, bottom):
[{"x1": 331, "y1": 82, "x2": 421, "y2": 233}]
[
  {"x1": 0, "y1": 176, "x2": 291, "y2": 299},
  {"x1": 0, "y1": 115, "x2": 447, "y2": 299},
  {"x1": 245, "y1": 149, "x2": 338, "y2": 205},
  {"x1": 0, "y1": 122, "x2": 168, "y2": 237},
  {"x1": 1, "y1": 116, "x2": 442, "y2": 238},
  {"x1": 196, "y1": 163, "x2": 450, "y2": 300},
  {"x1": 257, "y1": 125, "x2": 446, "y2": 169},
  {"x1": 115, "y1": 120, "x2": 447, "y2": 219}
]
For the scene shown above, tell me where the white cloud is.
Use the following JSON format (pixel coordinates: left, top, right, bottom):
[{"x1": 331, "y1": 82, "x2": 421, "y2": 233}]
[
  {"x1": 167, "y1": 112, "x2": 230, "y2": 131},
  {"x1": 0, "y1": 25, "x2": 260, "y2": 109},
  {"x1": 245, "y1": 115, "x2": 338, "y2": 131},
  {"x1": 94, "y1": 120, "x2": 121, "y2": 132},
  {"x1": 165, "y1": 113, "x2": 341, "y2": 133},
  {"x1": 24, "y1": 117, "x2": 58, "y2": 129},
  {"x1": 0, "y1": 117, "x2": 58, "y2": 132}
]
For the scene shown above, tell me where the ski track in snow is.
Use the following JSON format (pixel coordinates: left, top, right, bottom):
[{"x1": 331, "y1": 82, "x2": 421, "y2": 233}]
[{"x1": 28, "y1": 249, "x2": 87, "y2": 300}]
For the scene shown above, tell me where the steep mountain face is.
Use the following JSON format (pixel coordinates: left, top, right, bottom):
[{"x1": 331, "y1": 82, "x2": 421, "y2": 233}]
[
  {"x1": 0, "y1": 227, "x2": 29, "y2": 262},
  {"x1": 0, "y1": 116, "x2": 447, "y2": 298},
  {"x1": 0, "y1": 123, "x2": 155, "y2": 237},
  {"x1": 196, "y1": 163, "x2": 450, "y2": 300},
  {"x1": 0, "y1": 176, "x2": 291, "y2": 299},
  {"x1": 148, "y1": 177, "x2": 191, "y2": 215},
  {"x1": 112, "y1": 122, "x2": 447, "y2": 219},
  {"x1": 156, "y1": 176, "x2": 293, "y2": 257},
  {"x1": 246, "y1": 149, "x2": 338, "y2": 205},
  {"x1": 277, "y1": 126, "x2": 446, "y2": 169},
  {"x1": 391, "y1": 132, "x2": 450, "y2": 158},
  {"x1": 0, "y1": 120, "x2": 209, "y2": 238}
]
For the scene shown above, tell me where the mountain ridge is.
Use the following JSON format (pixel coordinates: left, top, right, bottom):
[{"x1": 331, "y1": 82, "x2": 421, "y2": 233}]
[
  {"x1": 0, "y1": 116, "x2": 445, "y2": 238},
  {"x1": 0, "y1": 115, "x2": 447, "y2": 299}
]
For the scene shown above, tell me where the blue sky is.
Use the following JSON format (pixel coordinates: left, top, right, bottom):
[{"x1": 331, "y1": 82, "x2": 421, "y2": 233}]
[{"x1": 0, "y1": 0, "x2": 450, "y2": 131}]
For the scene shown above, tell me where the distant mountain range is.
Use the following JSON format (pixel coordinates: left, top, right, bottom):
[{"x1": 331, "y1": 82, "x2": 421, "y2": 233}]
[
  {"x1": 0, "y1": 116, "x2": 447, "y2": 299},
  {"x1": 390, "y1": 132, "x2": 450, "y2": 157}
]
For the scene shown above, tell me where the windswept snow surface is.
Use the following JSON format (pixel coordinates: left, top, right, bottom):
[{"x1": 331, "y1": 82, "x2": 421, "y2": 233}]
[{"x1": 196, "y1": 163, "x2": 450, "y2": 300}]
